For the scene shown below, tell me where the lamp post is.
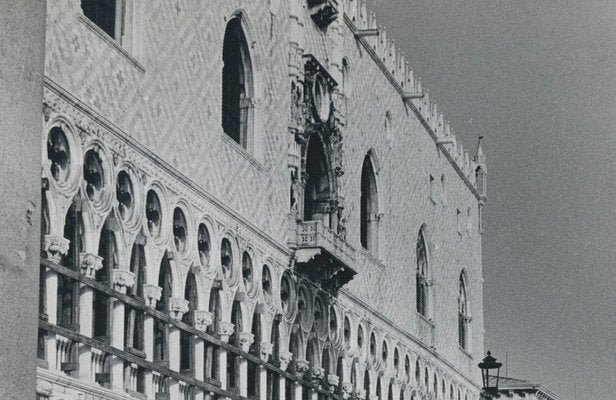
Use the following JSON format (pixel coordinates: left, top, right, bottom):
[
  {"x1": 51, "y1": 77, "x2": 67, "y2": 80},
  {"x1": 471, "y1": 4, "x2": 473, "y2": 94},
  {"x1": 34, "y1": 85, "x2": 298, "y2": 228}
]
[{"x1": 478, "y1": 351, "x2": 502, "y2": 399}]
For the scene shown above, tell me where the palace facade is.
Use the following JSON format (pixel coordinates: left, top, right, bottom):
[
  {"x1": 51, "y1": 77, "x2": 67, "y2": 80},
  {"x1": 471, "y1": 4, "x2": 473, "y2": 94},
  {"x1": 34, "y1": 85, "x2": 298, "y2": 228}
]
[{"x1": 32, "y1": 1, "x2": 487, "y2": 399}]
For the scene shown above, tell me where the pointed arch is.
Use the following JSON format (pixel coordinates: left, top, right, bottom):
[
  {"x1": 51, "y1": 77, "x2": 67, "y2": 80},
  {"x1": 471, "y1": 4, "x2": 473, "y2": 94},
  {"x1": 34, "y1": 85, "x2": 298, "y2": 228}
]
[
  {"x1": 222, "y1": 14, "x2": 254, "y2": 150},
  {"x1": 416, "y1": 225, "x2": 429, "y2": 317},
  {"x1": 180, "y1": 271, "x2": 198, "y2": 374},
  {"x1": 360, "y1": 152, "x2": 379, "y2": 254},
  {"x1": 458, "y1": 271, "x2": 470, "y2": 350},
  {"x1": 304, "y1": 132, "x2": 335, "y2": 228},
  {"x1": 154, "y1": 257, "x2": 172, "y2": 362}
]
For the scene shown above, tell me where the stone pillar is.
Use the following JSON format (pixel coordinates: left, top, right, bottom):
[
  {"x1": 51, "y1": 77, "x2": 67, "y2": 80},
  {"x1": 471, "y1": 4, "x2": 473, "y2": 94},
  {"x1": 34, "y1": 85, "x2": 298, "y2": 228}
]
[
  {"x1": 0, "y1": 2, "x2": 46, "y2": 396},
  {"x1": 142, "y1": 284, "x2": 162, "y2": 398},
  {"x1": 278, "y1": 351, "x2": 292, "y2": 400},
  {"x1": 78, "y1": 252, "x2": 103, "y2": 381},
  {"x1": 310, "y1": 366, "x2": 325, "y2": 400},
  {"x1": 110, "y1": 269, "x2": 134, "y2": 390},
  {"x1": 259, "y1": 342, "x2": 273, "y2": 400},
  {"x1": 218, "y1": 321, "x2": 234, "y2": 395},
  {"x1": 168, "y1": 297, "x2": 189, "y2": 398},
  {"x1": 293, "y1": 359, "x2": 310, "y2": 400},
  {"x1": 238, "y1": 332, "x2": 254, "y2": 397},
  {"x1": 194, "y1": 310, "x2": 213, "y2": 400},
  {"x1": 43, "y1": 235, "x2": 69, "y2": 369}
]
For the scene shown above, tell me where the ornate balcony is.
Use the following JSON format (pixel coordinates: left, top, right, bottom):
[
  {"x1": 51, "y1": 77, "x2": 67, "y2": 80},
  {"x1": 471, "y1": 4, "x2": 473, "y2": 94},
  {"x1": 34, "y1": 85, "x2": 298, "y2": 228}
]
[{"x1": 295, "y1": 220, "x2": 356, "y2": 293}]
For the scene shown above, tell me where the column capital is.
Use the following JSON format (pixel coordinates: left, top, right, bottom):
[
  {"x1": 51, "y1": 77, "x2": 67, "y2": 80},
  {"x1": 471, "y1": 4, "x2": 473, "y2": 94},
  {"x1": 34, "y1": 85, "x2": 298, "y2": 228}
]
[
  {"x1": 279, "y1": 350, "x2": 293, "y2": 371},
  {"x1": 169, "y1": 297, "x2": 189, "y2": 320},
  {"x1": 193, "y1": 310, "x2": 213, "y2": 332},
  {"x1": 79, "y1": 252, "x2": 103, "y2": 278},
  {"x1": 218, "y1": 321, "x2": 235, "y2": 340},
  {"x1": 327, "y1": 374, "x2": 340, "y2": 392},
  {"x1": 259, "y1": 342, "x2": 273, "y2": 362},
  {"x1": 341, "y1": 381, "x2": 353, "y2": 399},
  {"x1": 239, "y1": 332, "x2": 255, "y2": 352},
  {"x1": 44, "y1": 234, "x2": 69, "y2": 261},
  {"x1": 143, "y1": 284, "x2": 162, "y2": 308},
  {"x1": 112, "y1": 269, "x2": 135, "y2": 293},
  {"x1": 355, "y1": 389, "x2": 367, "y2": 400},
  {"x1": 294, "y1": 359, "x2": 310, "y2": 377},
  {"x1": 311, "y1": 366, "x2": 325, "y2": 384}
]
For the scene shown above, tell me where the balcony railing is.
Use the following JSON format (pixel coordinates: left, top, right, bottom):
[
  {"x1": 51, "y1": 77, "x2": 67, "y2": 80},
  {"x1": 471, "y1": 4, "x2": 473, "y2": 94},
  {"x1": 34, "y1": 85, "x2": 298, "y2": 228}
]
[{"x1": 295, "y1": 220, "x2": 357, "y2": 292}]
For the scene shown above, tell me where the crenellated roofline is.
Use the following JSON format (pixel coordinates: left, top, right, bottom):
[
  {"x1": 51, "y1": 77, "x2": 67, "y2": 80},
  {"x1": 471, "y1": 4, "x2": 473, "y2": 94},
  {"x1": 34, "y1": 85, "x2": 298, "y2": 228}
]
[{"x1": 340, "y1": 0, "x2": 487, "y2": 202}]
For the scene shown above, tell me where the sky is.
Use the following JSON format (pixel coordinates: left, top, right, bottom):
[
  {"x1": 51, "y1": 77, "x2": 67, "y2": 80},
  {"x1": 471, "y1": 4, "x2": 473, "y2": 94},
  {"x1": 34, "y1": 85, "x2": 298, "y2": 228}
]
[{"x1": 366, "y1": 1, "x2": 616, "y2": 399}]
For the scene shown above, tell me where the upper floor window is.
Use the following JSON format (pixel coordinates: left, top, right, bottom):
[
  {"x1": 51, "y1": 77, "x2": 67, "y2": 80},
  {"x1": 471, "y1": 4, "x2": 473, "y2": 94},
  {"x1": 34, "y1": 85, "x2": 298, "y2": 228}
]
[
  {"x1": 222, "y1": 17, "x2": 254, "y2": 149},
  {"x1": 416, "y1": 227, "x2": 429, "y2": 317},
  {"x1": 458, "y1": 273, "x2": 469, "y2": 350},
  {"x1": 360, "y1": 153, "x2": 379, "y2": 254},
  {"x1": 81, "y1": 0, "x2": 120, "y2": 39}
]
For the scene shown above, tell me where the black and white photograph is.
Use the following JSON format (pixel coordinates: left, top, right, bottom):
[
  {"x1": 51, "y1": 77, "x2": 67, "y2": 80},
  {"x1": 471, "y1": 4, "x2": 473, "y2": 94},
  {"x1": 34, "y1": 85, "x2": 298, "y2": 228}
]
[{"x1": 0, "y1": 1, "x2": 614, "y2": 399}]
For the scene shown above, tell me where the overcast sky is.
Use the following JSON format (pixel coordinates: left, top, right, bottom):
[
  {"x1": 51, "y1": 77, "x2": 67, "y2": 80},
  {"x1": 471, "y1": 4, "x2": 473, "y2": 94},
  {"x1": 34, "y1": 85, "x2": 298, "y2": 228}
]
[{"x1": 366, "y1": 1, "x2": 616, "y2": 398}]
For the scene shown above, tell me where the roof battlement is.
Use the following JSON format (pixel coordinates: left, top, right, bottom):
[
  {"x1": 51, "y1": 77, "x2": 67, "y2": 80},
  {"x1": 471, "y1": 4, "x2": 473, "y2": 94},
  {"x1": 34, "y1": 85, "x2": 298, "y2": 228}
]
[{"x1": 339, "y1": 0, "x2": 486, "y2": 199}]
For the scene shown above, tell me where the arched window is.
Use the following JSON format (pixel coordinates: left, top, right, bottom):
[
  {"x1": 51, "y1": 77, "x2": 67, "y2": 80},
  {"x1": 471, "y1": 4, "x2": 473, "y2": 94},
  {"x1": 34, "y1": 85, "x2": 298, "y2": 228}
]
[
  {"x1": 125, "y1": 241, "x2": 146, "y2": 393},
  {"x1": 360, "y1": 153, "x2": 379, "y2": 254},
  {"x1": 94, "y1": 216, "x2": 117, "y2": 339},
  {"x1": 222, "y1": 17, "x2": 253, "y2": 148},
  {"x1": 459, "y1": 273, "x2": 469, "y2": 350},
  {"x1": 248, "y1": 313, "x2": 261, "y2": 396},
  {"x1": 416, "y1": 228, "x2": 429, "y2": 317},
  {"x1": 205, "y1": 288, "x2": 221, "y2": 381},
  {"x1": 304, "y1": 133, "x2": 333, "y2": 227},
  {"x1": 475, "y1": 167, "x2": 485, "y2": 195},
  {"x1": 154, "y1": 258, "x2": 172, "y2": 362},
  {"x1": 228, "y1": 300, "x2": 242, "y2": 389},
  {"x1": 180, "y1": 272, "x2": 197, "y2": 374},
  {"x1": 59, "y1": 200, "x2": 84, "y2": 330},
  {"x1": 126, "y1": 242, "x2": 146, "y2": 352}
]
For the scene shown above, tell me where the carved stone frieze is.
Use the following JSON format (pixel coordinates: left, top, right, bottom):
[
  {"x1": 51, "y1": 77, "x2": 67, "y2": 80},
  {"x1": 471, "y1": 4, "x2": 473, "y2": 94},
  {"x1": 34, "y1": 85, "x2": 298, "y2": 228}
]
[
  {"x1": 327, "y1": 374, "x2": 340, "y2": 392},
  {"x1": 294, "y1": 359, "x2": 310, "y2": 377},
  {"x1": 239, "y1": 332, "x2": 255, "y2": 352},
  {"x1": 311, "y1": 366, "x2": 325, "y2": 383},
  {"x1": 279, "y1": 351, "x2": 293, "y2": 371},
  {"x1": 193, "y1": 310, "x2": 213, "y2": 332},
  {"x1": 259, "y1": 342, "x2": 274, "y2": 362},
  {"x1": 112, "y1": 269, "x2": 135, "y2": 293},
  {"x1": 168, "y1": 297, "x2": 190, "y2": 320},
  {"x1": 79, "y1": 252, "x2": 103, "y2": 278},
  {"x1": 143, "y1": 284, "x2": 162, "y2": 308},
  {"x1": 341, "y1": 381, "x2": 353, "y2": 399},
  {"x1": 218, "y1": 321, "x2": 235, "y2": 339},
  {"x1": 44, "y1": 234, "x2": 70, "y2": 262}
]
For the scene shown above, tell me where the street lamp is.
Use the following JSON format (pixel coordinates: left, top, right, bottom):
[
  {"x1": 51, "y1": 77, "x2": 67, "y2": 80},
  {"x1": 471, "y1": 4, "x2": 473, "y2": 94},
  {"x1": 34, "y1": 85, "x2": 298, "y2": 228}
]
[{"x1": 478, "y1": 351, "x2": 502, "y2": 398}]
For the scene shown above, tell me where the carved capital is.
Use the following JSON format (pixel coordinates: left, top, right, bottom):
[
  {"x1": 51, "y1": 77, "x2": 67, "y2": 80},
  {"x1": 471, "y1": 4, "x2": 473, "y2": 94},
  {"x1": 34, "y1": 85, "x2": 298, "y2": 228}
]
[
  {"x1": 239, "y1": 332, "x2": 255, "y2": 352},
  {"x1": 193, "y1": 310, "x2": 213, "y2": 332},
  {"x1": 169, "y1": 297, "x2": 189, "y2": 320},
  {"x1": 218, "y1": 321, "x2": 235, "y2": 339},
  {"x1": 327, "y1": 374, "x2": 340, "y2": 392},
  {"x1": 279, "y1": 351, "x2": 293, "y2": 371},
  {"x1": 44, "y1": 235, "x2": 70, "y2": 262},
  {"x1": 341, "y1": 381, "x2": 353, "y2": 399},
  {"x1": 112, "y1": 269, "x2": 135, "y2": 293},
  {"x1": 143, "y1": 284, "x2": 162, "y2": 308},
  {"x1": 311, "y1": 366, "x2": 325, "y2": 383},
  {"x1": 79, "y1": 252, "x2": 103, "y2": 278},
  {"x1": 294, "y1": 359, "x2": 310, "y2": 377},
  {"x1": 260, "y1": 342, "x2": 273, "y2": 362},
  {"x1": 355, "y1": 389, "x2": 367, "y2": 400}
]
